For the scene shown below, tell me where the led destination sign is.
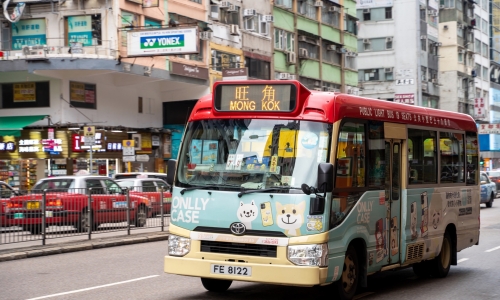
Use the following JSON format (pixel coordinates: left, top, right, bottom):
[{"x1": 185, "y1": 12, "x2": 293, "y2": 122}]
[{"x1": 214, "y1": 84, "x2": 297, "y2": 112}]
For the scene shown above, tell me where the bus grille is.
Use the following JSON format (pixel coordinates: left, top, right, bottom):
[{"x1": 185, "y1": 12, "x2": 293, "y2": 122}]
[
  {"x1": 193, "y1": 226, "x2": 287, "y2": 237},
  {"x1": 406, "y1": 243, "x2": 424, "y2": 262},
  {"x1": 200, "y1": 241, "x2": 277, "y2": 257}
]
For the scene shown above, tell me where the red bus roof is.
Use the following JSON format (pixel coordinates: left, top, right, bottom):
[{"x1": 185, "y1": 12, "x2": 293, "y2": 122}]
[{"x1": 188, "y1": 80, "x2": 477, "y2": 132}]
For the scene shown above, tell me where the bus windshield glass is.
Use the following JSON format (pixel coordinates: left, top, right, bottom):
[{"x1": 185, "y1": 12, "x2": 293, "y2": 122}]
[{"x1": 177, "y1": 119, "x2": 331, "y2": 191}]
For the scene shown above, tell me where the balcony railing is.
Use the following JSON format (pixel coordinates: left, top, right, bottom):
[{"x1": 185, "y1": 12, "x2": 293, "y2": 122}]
[{"x1": 0, "y1": 38, "x2": 117, "y2": 60}]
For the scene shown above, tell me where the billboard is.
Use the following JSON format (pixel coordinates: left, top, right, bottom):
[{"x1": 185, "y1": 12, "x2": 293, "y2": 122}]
[
  {"x1": 127, "y1": 27, "x2": 198, "y2": 57},
  {"x1": 67, "y1": 15, "x2": 93, "y2": 46},
  {"x1": 11, "y1": 19, "x2": 46, "y2": 50}
]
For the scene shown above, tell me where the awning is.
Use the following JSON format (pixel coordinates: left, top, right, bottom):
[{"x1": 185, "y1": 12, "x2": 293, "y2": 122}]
[{"x1": 0, "y1": 115, "x2": 47, "y2": 137}]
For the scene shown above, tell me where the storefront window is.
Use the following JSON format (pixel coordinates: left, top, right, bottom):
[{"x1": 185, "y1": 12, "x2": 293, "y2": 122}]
[{"x1": 0, "y1": 81, "x2": 50, "y2": 109}]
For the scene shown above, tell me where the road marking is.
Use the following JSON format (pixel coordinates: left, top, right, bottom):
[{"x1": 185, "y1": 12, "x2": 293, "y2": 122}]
[
  {"x1": 486, "y1": 246, "x2": 500, "y2": 252},
  {"x1": 26, "y1": 275, "x2": 159, "y2": 300},
  {"x1": 457, "y1": 258, "x2": 469, "y2": 263}
]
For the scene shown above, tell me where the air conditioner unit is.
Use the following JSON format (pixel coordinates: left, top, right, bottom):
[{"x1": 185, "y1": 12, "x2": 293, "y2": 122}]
[
  {"x1": 298, "y1": 35, "x2": 307, "y2": 42},
  {"x1": 262, "y1": 15, "x2": 274, "y2": 22},
  {"x1": 420, "y1": 35, "x2": 427, "y2": 40},
  {"x1": 384, "y1": 67, "x2": 393, "y2": 73},
  {"x1": 23, "y1": 45, "x2": 48, "y2": 59},
  {"x1": 230, "y1": 24, "x2": 240, "y2": 36},
  {"x1": 279, "y1": 73, "x2": 290, "y2": 80},
  {"x1": 199, "y1": 31, "x2": 213, "y2": 40},
  {"x1": 337, "y1": 47, "x2": 347, "y2": 54},
  {"x1": 363, "y1": 38, "x2": 371, "y2": 44},
  {"x1": 314, "y1": 1, "x2": 323, "y2": 7},
  {"x1": 287, "y1": 51, "x2": 296, "y2": 64},
  {"x1": 419, "y1": 4, "x2": 426, "y2": 10},
  {"x1": 227, "y1": 4, "x2": 238, "y2": 12},
  {"x1": 386, "y1": 37, "x2": 393, "y2": 42},
  {"x1": 243, "y1": 9, "x2": 256, "y2": 16},
  {"x1": 314, "y1": 81, "x2": 321, "y2": 87},
  {"x1": 347, "y1": 88, "x2": 353, "y2": 94},
  {"x1": 289, "y1": 74, "x2": 296, "y2": 80},
  {"x1": 220, "y1": 1, "x2": 230, "y2": 8},
  {"x1": 363, "y1": 9, "x2": 370, "y2": 13},
  {"x1": 299, "y1": 48, "x2": 309, "y2": 58},
  {"x1": 328, "y1": 6, "x2": 341, "y2": 12},
  {"x1": 326, "y1": 44, "x2": 337, "y2": 51}
]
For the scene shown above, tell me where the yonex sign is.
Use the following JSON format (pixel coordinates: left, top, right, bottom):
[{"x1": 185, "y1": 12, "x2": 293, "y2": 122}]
[
  {"x1": 127, "y1": 27, "x2": 198, "y2": 57},
  {"x1": 141, "y1": 35, "x2": 184, "y2": 49}
]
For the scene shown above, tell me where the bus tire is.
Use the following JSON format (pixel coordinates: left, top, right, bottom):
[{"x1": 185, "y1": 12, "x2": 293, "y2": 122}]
[
  {"x1": 200, "y1": 278, "x2": 232, "y2": 292},
  {"x1": 333, "y1": 245, "x2": 359, "y2": 300},
  {"x1": 412, "y1": 261, "x2": 431, "y2": 278},
  {"x1": 430, "y1": 232, "x2": 452, "y2": 278},
  {"x1": 486, "y1": 194, "x2": 494, "y2": 208}
]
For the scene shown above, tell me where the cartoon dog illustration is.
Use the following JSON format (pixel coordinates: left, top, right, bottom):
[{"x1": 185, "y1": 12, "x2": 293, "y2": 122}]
[
  {"x1": 237, "y1": 200, "x2": 258, "y2": 229},
  {"x1": 276, "y1": 201, "x2": 306, "y2": 236},
  {"x1": 432, "y1": 210, "x2": 441, "y2": 229}
]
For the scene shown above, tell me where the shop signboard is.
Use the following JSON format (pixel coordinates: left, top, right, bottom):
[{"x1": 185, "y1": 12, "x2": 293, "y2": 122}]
[
  {"x1": 171, "y1": 62, "x2": 209, "y2": 80},
  {"x1": 0, "y1": 142, "x2": 16, "y2": 151},
  {"x1": 70, "y1": 82, "x2": 96, "y2": 104},
  {"x1": 151, "y1": 135, "x2": 160, "y2": 146},
  {"x1": 474, "y1": 98, "x2": 486, "y2": 120},
  {"x1": 72, "y1": 134, "x2": 104, "y2": 152},
  {"x1": 127, "y1": 27, "x2": 199, "y2": 57},
  {"x1": 394, "y1": 93, "x2": 415, "y2": 104},
  {"x1": 136, "y1": 155, "x2": 149, "y2": 162},
  {"x1": 122, "y1": 140, "x2": 135, "y2": 156},
  {"x1": 19, "y1": 139, "x2": 40, "y2": 152},
  {"x1": 67, "y1": 15, "x2": 93, "y2": 46},
  {"x1": 13, "y1": 83, "x2": 36, "y2": 102},
  {"x1": 222, "y1": 68, "x2": 248, "y2": 81},
  {"x1": 11, "y1": 19, "x2": 47, "y2": 50}
]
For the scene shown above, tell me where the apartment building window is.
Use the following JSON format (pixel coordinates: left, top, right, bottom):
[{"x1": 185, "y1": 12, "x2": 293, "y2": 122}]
[
  {"x1": 385, "y1": 7, "x2": 392, "y2": 19},
  {"x1": 440, "y1": 0, "x2": 455, "y2": 9},
  {"x1": 385, "y1": 68, "x2": 394, "y2": 80},
  {"x1": 420, "y1": 8, "x2": 426, "y2": 21},
  {"x1": 275, "y1": 0, "x2": 293, "y2": 9},
  {"x1": 363, "y1": 9, "x2": 371, "y2": 21},
  {"x1": 421, "y1": 38, "x2": 427, "y2": 51},
  {"x1": 0, "y1": 81, "x2": 50, "y2": 109},
  {"x1": 458, "y1": 50, "x2": 464, "y2": 63},
  {"x1": 422, "y1": 97, "x2": 438, "y2": 108},
  {"x1": 476, "y1": 88, "x2": 481, "y2": 99},
  {"x1": 483, "y1": 66, "x2": 488, "y2": 80},
  {"x1": 345, "y1": 56, "x2": 356, "y2": 69},
  {"x1": 245, "y1": 57, "x2": 270, "y2": 80},
  {"x1": 190, "y1": 0, "x2": 202, "y2": 3},
  {"x1": 322, "y1": 41, "x2": 341, "y2": 65},
  {"x1": 363, "y1": 39, "x2": 371, "y2": 51},
  {"x1": 274, "y1": 28, "x2": 295, "y2": 52},
  {"x1": 475, "y1": 63, "x2": 482, "y2": 79},
  {"x1": 121, "y1": 11, "x2": 138, "y2": 46},
  {"x1": 322, "y1": 5, "x2": 340, "y2": 27},
  {"x1": 145, "y1": 18, "x2": 161, "y2": 28},
  {"x1": 482, "y1": 42, "x2": 488, "y2": 58},
  {"x1": 456, "y1": 0, "x2": 463, "y2": 10},
  {"x1": 220, "y1": 5, "x2": 240, "y2": 25},
  {"x1": 482, "y1": 0, "x2": 487, "y2": 10},
  {"x1": 474, "y1": 38, "x2": 481, "y2": 53},
  {"x1": 363, "y1": 69, "x2": 380, "y2": 81},
  {"x1": 345, "y1": 15, "x2": 357, "y2": 34},
  {"x1": 211, "y1": 50, "x2": 241, "y2": 72},
  {"x1": 421, "y1": 66, "x2": 427, "y2": 81},
  {"x1": 386, "y1": 37, "x2": 393, "y2": 50},
  {"x1": 482, "y1": 19, "x2": 488, "y2": 34},
  {"x1": 429, "y1": 69, "x2": 438, "y2": 82},
  {"x1": 65, "y1": 15, "x2": 102, "y2": 46},
  {"x1": 457, "y1": 25, "x2": 463, "y2": 37},
  {"x1": 298, "y1": 0, "x2": 317, "y2": 20},
  {"x1": 429, "y1": 42, "x2": 438, "y2": 55},
  {"x1": 244, "y1": 14, "x2": 269, "y2": 36},
  {"x1": 298, "y1": 34, "x2": 319, "y2": 59}
]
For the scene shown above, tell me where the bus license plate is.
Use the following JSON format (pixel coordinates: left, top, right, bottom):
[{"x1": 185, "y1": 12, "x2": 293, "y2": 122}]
[
  {"x1": 210, "y1": 264, "x2": 251, "y2": 276},
  {"x1": 27, "y1": 201, "x2": 40, "y2": 210}
]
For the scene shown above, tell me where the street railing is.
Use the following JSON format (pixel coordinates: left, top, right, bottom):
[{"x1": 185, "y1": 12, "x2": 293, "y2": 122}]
[{"x1": 0, "y1": 187, "x2": 170, "y2": 246}]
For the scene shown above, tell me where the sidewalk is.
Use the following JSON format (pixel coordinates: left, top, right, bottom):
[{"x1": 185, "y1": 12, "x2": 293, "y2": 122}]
[{"x1": 0, "y1": 229, "x2": 170, "y2": 262}]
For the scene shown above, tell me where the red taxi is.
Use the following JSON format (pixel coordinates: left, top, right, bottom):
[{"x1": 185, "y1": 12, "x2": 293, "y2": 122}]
[
  {"x1": 115, "y1": 177, "x2": 172, "y2": 215},
  {"x1": 1, "y1": 181, "x2": 18, "y2": 227},
  {"x1": 6, "y1": 175, "x2": 151, "y2": 234}
]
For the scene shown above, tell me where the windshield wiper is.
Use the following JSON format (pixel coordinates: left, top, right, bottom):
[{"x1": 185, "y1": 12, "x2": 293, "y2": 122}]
[
  {"x1": 237, "y1": 186, "x2": 301, "y2": 198},
  {"x1": 180, "y1": 184, "x2": 240, "y2": 195}
]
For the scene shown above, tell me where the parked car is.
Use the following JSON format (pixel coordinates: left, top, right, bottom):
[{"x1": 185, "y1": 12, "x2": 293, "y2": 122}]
[
  {"x1": 115, "y1": 178, "x2": 172, "y2": 215},
  {"x1": 1, "y1": 181, "x2": 18, "y2": 227},
  {"x1": 7, "y1": 175, "x2": 151, "y2": 234},
  {"x1": 480, "y1": 172, "x2": 496, "y2": 208},
  {"x1": 486, "y1": 170, "x2": 500, "y2": 195},
  {"x1": 114, "y1": 172, "x2": 169, "y2": 183}
]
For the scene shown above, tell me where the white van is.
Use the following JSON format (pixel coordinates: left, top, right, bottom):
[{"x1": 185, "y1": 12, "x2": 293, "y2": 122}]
[{"x1": 113, "y1": 172, "x2": 168, "y2": 183}]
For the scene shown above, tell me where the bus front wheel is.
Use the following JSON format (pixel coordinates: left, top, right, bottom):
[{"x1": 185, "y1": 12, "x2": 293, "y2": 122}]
[
  {"x1": 200, "y1": 278, "x2": 232, "y2": 292},
  {"x1": 332, "y1": 245, "x2": 359, "y2": 300}
]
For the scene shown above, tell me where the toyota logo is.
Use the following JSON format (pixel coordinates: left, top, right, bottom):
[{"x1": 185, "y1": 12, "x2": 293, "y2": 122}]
[{"x1": 230, "y1": 222, "x2": 246, "y2": 236}]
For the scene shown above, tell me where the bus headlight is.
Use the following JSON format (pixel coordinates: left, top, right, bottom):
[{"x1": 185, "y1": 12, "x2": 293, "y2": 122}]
[
  {"x1": 168, "y1": 234, "x2": 191, "y2": 256},
  {"x1": 288, "y1": 243, "x2": 328, "y2": 267}
]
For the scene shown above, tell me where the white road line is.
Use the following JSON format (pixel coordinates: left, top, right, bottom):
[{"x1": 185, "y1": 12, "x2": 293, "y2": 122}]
[
  {"x1": 486, "y1": 246, "x2": 500, "y2": 253},
  {"x1": 26, "y1": 275, "x2": 159, "y2": 300},
  {"x1": 457, "y1": 258, "x2": 469, "y2": 263}
]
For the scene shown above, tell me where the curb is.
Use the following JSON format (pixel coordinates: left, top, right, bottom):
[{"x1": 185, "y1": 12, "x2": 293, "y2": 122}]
[{"x1": 0, "y1": 232, "x2": 170, "y2": 262}]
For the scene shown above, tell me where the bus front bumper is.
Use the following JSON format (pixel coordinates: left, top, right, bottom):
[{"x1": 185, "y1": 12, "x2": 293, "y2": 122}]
[{"x1": 164, "y1": 255, "x2": 328, "y2": 287}]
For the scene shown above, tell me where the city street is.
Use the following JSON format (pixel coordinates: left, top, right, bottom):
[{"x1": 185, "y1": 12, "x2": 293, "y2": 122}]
[{"x1": 0, "y1": 204, "x2": 499, "y2": 300}]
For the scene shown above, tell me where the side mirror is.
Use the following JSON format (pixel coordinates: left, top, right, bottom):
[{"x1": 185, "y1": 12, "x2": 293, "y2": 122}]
[
  {"x1": 167, "y1": 159, "x2": 177, "y2": 186},
  {"x1": 317, "y1": 163, "x2": 334, "y2": 193}
]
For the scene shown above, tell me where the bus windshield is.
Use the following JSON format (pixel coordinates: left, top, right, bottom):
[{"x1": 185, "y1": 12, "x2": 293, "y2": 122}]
[{"x1": 177, "y1": 119, "x2": 331, "y2": 190}]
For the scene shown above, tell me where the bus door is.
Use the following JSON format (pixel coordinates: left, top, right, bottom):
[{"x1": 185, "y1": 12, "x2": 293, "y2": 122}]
[{"x1": 385, "y1": 139, "x2": 402, "y2": 264}]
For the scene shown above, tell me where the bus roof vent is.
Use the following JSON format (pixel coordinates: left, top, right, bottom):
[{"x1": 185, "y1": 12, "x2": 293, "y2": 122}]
[
  {"x1": 303, "y1": 107, "x2": 325, "y2": 116},
  {"x1": 405, "y1": 243, "x2": 424, "y2": 263}
]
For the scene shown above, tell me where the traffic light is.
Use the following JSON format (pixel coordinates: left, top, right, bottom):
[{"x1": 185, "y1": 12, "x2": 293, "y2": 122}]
[{"x1": 480, "y1": 157, "x2": 484, "y2": 166}]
